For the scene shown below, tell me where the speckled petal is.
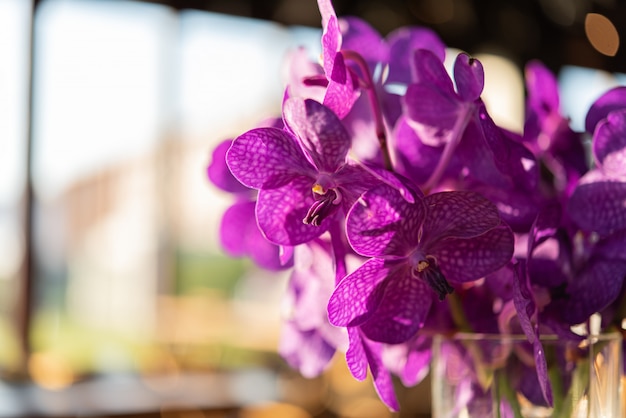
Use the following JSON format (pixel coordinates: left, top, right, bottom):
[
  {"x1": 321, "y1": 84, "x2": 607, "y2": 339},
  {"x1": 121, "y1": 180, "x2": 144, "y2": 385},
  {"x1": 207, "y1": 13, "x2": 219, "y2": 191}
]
[
  {"x1": 321, "y1": 15, "x2": 360, "y2": 119},
  {"x1": 394, "y1": 117, "x2": 450, "y2": 186},
  {"x1": 525, "y1": 60, "x2": 560, "y2": 116},
  {"x1": 346, "y1": 327, "x2": 368, "y2": 381},
  {"x1": 512, "y1": 261, "x2": 553, "y2": 406},
  {"x1": 386, "y1": 26, "x2": 446, "y2": 85},
  {"x1": 256, "y1": 175, "x2": 331, "y2": 246},
  {"x1": 477, "y1": 104, "x2": 539, "y2": 191},
  {"x1": 226, "y1": 127, "x2": 315, "y2": 189},
  {"x1": 362, "y1": 335, "x2": 400, "y2": 411},
  {"x1": 219, "y1": 201, "x2": 287, "y2": 270},
  {"x1": 207, "y1": 139, "x2": 250, "y2": 194},
  {"x1": 454, "y1": 53, "x2": 484, "y2": 102},
  {"x1": 333, "y1": 164, "x2": 381, "y2": 209},
  {"x1": 585, "y1": 86, "x2": 626, "y2": 134},
  {"x1": 347, "y1": 183, "x2": 426, "y2": 258},
  {"x1": 568, "y1": 171, "x2": 626, "y2": 235},
  {"x1": 317, "y1": 0, "x2": 336, "y2": 29},
  {"x1": 420, "y1": 191, "x2": 502, "y2": 245},
  {"x1": 593, "y1": 109, "x2": 626, "y2": 177},
  {"x1": 360, "y1": 267, "x2": 433, "y2": 344},
  {"x1": 512, "y1": 261, "x2": 536, "y2": 343},
  {"x1": 279, "y1": 322, "x2": 337, "y2": 378},
  {"x1": 283, "y1": 98, "x2": 351, "y2": 172},
  {"x1": 562, "y1": 259, "x2": 626, "y2": 324},
  {"x1": 340, "y1": 17, "x2": 387, "y2": 69},
  {"x1": 358, "y1": 161, "x2": 419, "y2": 203},
  {"x1": 403, "y1": 50, "x2": 462, "y2": 147},
  {"x1": 327, "y1": 258, "x2": 391, "y2": 327},
  {"x1": 430, "y1": 223, "x2": 514, "y2": 283}
]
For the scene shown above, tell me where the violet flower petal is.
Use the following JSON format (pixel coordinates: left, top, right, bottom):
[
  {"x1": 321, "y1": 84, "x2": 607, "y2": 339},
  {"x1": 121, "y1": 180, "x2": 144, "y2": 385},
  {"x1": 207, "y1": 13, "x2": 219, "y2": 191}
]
[
  {"x1": 340, "y1": 17, "x2": 387, "y2": 69},
  {"x1": 593, "y1": 109, "x2": 626, "y2": 176},
  {"x1": 393, "y1": 117, "x2": 449, "y2": 186},
  {"x1": 207, "y1": 139, "x2": 250, "y2": 194},
  {"x1": 585, "y1": 86, "x2": 626, "y2": 134},
  {"x1": 317, "y1": 0, "x2": 335, "y2": 28},
  {"x1": 386, "y1": 26, "x2": 446, "y2": 85},
  {"x1": 346, "y1": 183, "x2": 426, "y2": 258},
  {"x1": 429, "y1": 223, "x2": 514, "y2": 283},
  {"x1": 363, "y1": 338, "x2": 401, "y2": 411},
  {"x1": 525, "y1": 60, "x2": 560, "y2": 114},
  {"x1": 283, "y1": 98, "x2": 351, "y2": 173},
  {"x1": 562, "y1": 259, "x2": 626, "y2": 324},
  {"x1": 256, "y1": 176, "x2": 331, "y2": 245},
  {"x1": 226, "y1": 127, "x2": 315, "y2": 189},
  {"x1": 568, "y1": 171, "x2": 626, "y2": 235},
  {"x1": 327, "y1": 258, "x2": 391, "y2": 327},
  {"x1": 279, "y1": 323, "x2": 337, "y2": 378},
  {"x1": 420, "y1": 191, "x2": 502, "y2": 245},
  {"x1": 347, "y1": 328, "x2": 400, "y2": 411},
  {"x1": 512, "y1": 261, "x2": 553, "y2": 406},
  {"x1": 346, "y1": 327, "x2": 368, "y2": 380},
  {"x1": 321, "y1": 15, "x2": 360, "y2": 119},
  {"x1": 454, "y1": 53, "x2": 484, "y2": 102},
  {"x1": 360, "y1": 267, "x2": 433, "y2": 343},
  {"x1": 219, "y1": 201, "x2": 287, "y2": 270}
]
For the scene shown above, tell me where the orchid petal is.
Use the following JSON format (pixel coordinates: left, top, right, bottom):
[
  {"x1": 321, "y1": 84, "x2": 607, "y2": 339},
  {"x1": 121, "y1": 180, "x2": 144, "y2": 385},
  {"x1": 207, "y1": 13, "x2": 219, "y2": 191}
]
[
  {"x1": 317, "y1": 0, "x2": 336, "y2": 29},
  {"x1": 525, "y1": 60, "x2": 560, "y2": 114},
  {"x1": 327, "y1": 258, "x2": 391, "y2": 327},
  {"x1": 347, "y1": 183, "x2": 426, "y2": 258},
  {"x1": 340, "y1": 17, "x2": 387, "y2": 68},
  {"x1": 208, "y1": 139, "x2": 250, "y2": 194},
  {"x1": 226, "y1": 127, "x2": 315, "y2": 189},
  {"x1": 562, "y1": 259, "x2": 626, "y2": 324},
  {"x1": 420, "y1": 191, "x2": 502, "y2": 245},
  {"x1": 454, "y1": 53, "x2": 484, "y2": 102},
  {"x1": 585, "y1": 86, "x2": 626, "y2": 134},
  {"x1": 284, "y1": 98, "x2": 351, "y2": 172},
  {"x1": 362, "y1": 336, "x2": 401, "y2": 411},
  {"x1": 593, "y1": 109, "x2": 626, "y2": 177},
  {"x1": 430, "y1": 223, "x2": 514, "y2": 283},
  {"x1": 220, "y1": 201, "x2": 287, "y2": 270},
  {"x1": 360, "y1": 267, "x2": 433, "y2": 343},
  {"x1": 387, "y1": 27, "x2": 446, "y2": 85},
  {"x1": 256, "y1": 175, "x2": 331, "y2": 246},
  {"x1": 346, "y1": 327, "x2": 368, "y2": 381},
  {"x1": 568, "y1": 172, "x2": 626, "y2": 235},
  {"x1": 279, "y1": 323, "x2": 337, "y2": 378}
]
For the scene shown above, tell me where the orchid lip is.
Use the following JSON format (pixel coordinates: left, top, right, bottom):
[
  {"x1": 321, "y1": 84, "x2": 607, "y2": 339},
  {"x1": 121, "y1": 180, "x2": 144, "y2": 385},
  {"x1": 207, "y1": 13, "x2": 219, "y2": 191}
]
[
  {"x1": 412, "y1": 255, "x2": 454, "y2": 300},
  {"x1": 303, "y1": 186, "x2": 342, "y2": 226}
]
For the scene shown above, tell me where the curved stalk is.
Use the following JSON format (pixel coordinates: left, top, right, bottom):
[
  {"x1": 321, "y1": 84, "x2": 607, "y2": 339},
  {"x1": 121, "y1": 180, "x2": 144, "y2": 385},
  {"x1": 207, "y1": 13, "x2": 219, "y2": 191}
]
[
  {"x1": 422, "y1": 104, "x2": 474, "y2": 194},
  {"x1": 341, "y1": 50, "x2": 393, "y2": 171}
]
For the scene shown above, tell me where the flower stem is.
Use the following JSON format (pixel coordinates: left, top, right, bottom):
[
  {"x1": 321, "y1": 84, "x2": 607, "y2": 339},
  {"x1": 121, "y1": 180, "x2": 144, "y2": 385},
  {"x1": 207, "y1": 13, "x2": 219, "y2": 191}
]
[
  {"x1": 447, "y1": 291, "x2": 473, "y2": 333},
  {"x1": 422, "y1": 103, "x2": 473, "y2": 193},
  {"x1": 341, "y1": 50, "x2": 393, "y2": 172},
  {"x1": 329, "y1": 219, "x2": 347, "y2": 285}
]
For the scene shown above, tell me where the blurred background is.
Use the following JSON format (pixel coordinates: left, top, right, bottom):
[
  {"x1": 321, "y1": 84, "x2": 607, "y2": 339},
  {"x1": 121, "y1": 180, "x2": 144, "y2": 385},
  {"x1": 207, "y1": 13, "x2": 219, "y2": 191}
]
[{"x1": 0, "y1": 0, "x2": 624, "y2": 417}]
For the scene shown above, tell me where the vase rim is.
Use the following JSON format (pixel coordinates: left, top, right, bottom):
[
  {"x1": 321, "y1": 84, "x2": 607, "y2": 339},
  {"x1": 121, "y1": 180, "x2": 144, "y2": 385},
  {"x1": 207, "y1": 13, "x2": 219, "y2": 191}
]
[{"x1": 437, "y1": 331, "x2": 622, "y2": 342}]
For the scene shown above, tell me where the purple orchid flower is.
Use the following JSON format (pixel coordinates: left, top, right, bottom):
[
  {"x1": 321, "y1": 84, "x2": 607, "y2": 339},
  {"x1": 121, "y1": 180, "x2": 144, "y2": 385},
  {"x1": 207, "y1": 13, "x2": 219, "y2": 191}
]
[
  {"x1": 226, "y1": 97, "x2": 378, "y2": 246},
  {"x1": 279, "y1": 240, "x2": 347, "y2": 377},
  {"x1": 523, "y1": 61, "x2": 587, "y2": 196},
  {"x1": 568, "y1": 107, "x2": 626, "y2": 237},
  {"x1": 208, "y1": 135, "x2": 293, "y2": 270},
  {"x1": 317, "y1": 0, "x2": 361, "y2": 119},
  {"x1": 345, "y1": 326, "x2": 400, "y2": 411},
  {"x1": 398, "y1": 50, "x2": 540, "y2": 230},
  {"x1": 327, "y1": 183, "x2": 514, "y2": 344}
]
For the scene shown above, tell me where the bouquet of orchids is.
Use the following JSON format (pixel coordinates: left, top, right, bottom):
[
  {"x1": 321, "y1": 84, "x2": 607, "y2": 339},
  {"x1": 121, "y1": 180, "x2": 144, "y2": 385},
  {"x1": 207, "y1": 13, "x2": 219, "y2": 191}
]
[{"x1": 208, "y1": 0, "x2": 626, "y2": 413}]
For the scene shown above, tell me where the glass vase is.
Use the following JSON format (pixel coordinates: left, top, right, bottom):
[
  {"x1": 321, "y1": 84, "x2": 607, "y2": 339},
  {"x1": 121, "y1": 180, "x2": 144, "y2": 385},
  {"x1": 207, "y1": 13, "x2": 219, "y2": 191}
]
[{"x1": 431, "y1": 332, "x2": 623, "y2": 418}]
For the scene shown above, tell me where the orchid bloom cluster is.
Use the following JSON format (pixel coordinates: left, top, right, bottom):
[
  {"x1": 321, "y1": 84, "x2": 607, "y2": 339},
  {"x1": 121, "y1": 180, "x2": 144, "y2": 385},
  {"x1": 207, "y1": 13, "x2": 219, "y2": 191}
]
[{"x1": 207, "y1": 0, "x2": 626, "y2": 412}]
